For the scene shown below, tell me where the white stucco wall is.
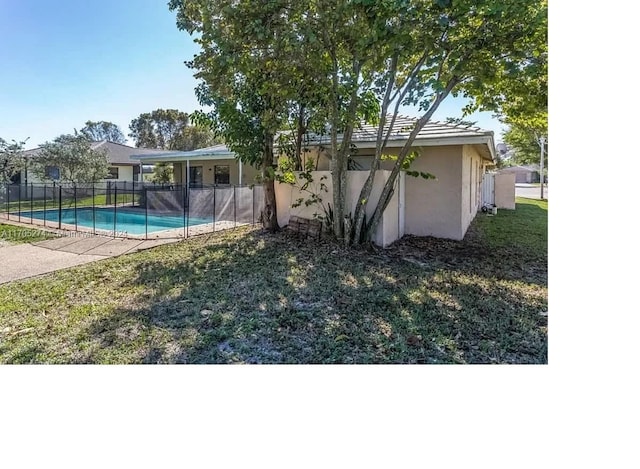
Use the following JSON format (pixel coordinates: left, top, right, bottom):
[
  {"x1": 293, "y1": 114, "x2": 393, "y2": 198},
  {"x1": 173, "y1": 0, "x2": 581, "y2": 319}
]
[
  {"x1": 495, "y1": 173, "x2": 516, "y2": 209},
  {"x1": 275, "y1": 170, "x2": 401, "y2": 247},
  {"x1": 404, "y1": 146, "x2": 464, "y2": 240},
  {"x1": 276, "y1": 143, "x2": 493, "y2": 243},
  {"x1": 460, "y1": 145, "x2": 485, "y2": 237},
  {"x1": 108, "y1": 165, "x2": 134, "y2": 182},
  {"x1": 19, "y1": 164, "x2": 138, "y2": 184}
]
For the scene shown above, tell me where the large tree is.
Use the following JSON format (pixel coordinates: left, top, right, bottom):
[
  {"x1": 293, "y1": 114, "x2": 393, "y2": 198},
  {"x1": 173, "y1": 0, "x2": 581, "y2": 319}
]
[
  {"x1": 80, "y1": 120, "x2": 126, "y2": 144},
  {"x1": 171, "y1": 0, "x2": 379, "y2": 233},
  {"x1": 348, "y1": 0, "x2": 548, "y2": 243},
  {"x1": 128, "y1": 108, "x2": 216, "y2": 151},
  {"x1": 128, "y1": 109, "x2": 190, "y2": 150},
  {"x1": 171, "y1": 0, "x2": 317, "y2": 232},
  {"x1": 169, "y1": 0, "x2": 547, "y2": 243},
  {"x1": 478, "y1": 3, "x2": 547, "y2": 190},
  {"x1": 31, "y1": 134, "x2": 109, "y2": 184},
  {"x1": 169, "y1": 124, "x2": 218, "y2": 151},
  {"x1": 502, "y1": 124, "x2": 548, "y2": 168},
  {"x1": 0, "y1": 137, "x2": 26, "y2": 186}
]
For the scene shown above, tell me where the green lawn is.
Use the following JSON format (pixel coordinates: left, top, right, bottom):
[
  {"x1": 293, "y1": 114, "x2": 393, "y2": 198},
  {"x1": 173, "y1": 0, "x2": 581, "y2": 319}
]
[
  {"x1": 3, "y1": 193, "x2": 139, "y2": 212},
  {"x1": 0, "y1": 198, "x2": 547, "y2": 364},
  {"x1": 0, "y1": 223, "x2": 59, "y2": 245}
]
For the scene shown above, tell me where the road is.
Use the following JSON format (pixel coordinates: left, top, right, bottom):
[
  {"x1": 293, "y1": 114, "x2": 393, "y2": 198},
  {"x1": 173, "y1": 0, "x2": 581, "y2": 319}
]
[{"x1": 516, "y1": 183, "x2": 548, "y2": 200}]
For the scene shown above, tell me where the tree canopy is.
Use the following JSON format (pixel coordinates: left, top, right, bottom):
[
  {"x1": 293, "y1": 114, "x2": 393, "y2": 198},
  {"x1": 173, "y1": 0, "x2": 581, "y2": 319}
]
[
  {"x1": 129, "y1": 109, "x2": 189, "y2": 149},
  {"x1": 0, "y1": 137, "x2": 27, "y2": 186},
  {"x1": 169, "y1": 0, "x2": 547, "y2": 243},
  {"x1": 169, "y1": 125, "x2": 218, "y2": 151},
  {"x1": 31, "y1": 134, "x2": 109, "y2": 184},
  {"x1": 502, "y1": 123, "x2": 547, "y2": 167},
  {"x1": 80, "y1": 121, "x2": 126, "y2": 144},
  {"x1": 128, "y1": 108, "x2": 217, "y2": 151}
]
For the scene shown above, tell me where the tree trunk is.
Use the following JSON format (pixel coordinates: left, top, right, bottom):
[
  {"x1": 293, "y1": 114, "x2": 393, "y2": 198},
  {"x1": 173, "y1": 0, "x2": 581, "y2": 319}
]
[
  {"x1": 330, "y1": 61, "x2": 362, "y2": 244},
  {"x1": 364, "y1": 81, "x2": 459, "y2": 242},
  {"x1": 294, "y1": 103, "x2": 306, "y2": 171},
  {"x1": 328, "y1": 50, "x2": 344, "y2": 241},
  {"x1": 351, "y1": 55, "x2": 399, "y2": 244},
  {"x1": 331, "y1": 144, "x2": 347, "y2": 241},
  {"x1": 261, "y1": 132, "x2": 279, "y2": 232}
]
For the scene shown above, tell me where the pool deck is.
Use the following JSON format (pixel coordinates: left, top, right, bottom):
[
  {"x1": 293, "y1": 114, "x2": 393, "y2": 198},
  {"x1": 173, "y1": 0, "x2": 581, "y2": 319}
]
[{"x1": 0, "y1": 235, "x2": 178, "y2": 285}]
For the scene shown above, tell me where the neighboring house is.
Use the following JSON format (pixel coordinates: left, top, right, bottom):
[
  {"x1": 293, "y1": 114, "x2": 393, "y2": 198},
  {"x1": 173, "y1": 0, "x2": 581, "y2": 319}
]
[
  {"x1": 497, "y1": 164, "x2": 541, "y2": 183},
  {"x1": 16, "y1": 141, "x2": 168, "y2": 184},
  {"x1": 132, "y1": 144, "x2": 260, "y2": 186},
  {"x1": 279, "y1": 116, "x2": 496, "y2": 242}
]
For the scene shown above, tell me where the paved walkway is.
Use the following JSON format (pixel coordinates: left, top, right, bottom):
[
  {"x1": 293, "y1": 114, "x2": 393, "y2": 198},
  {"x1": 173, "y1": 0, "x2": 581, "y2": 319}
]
[
  {"x1": 0, "y1": 236, "x2": 177, "y2": 284},
  {"x1": 516, "y1": 183, "x2": 548, "y2": 200}
]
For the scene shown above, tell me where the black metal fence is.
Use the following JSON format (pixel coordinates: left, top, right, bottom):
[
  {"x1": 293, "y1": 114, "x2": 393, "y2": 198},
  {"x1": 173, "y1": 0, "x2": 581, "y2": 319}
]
[{"x1": 0, "y1": 182, "x2": 264, "y2": 240}]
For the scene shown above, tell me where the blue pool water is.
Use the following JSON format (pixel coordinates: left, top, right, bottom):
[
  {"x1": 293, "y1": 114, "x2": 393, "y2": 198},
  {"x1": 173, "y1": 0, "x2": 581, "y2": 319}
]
[{"x1": 14, "y1": 207, "x2": 212, "y2": 234}]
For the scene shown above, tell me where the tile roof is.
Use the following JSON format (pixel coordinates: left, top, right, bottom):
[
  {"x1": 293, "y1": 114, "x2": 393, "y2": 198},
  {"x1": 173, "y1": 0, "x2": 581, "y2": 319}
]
[
  {"x1": 306, "y1": 115, "x2": 494, "y2": 145},
  {"x1": 131, "y1": 144, "x2": 234, "y2": 161},
  {"x1": 21, "y1": 141, "x2": 168, "y2": 165},
  {"x1": 91, "y1": 141, "x2": 169, "y2": 164}
]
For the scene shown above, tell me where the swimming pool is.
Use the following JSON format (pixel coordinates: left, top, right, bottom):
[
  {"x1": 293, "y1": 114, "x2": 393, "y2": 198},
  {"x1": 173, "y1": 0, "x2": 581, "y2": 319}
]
[{"x1": 14, "y1": 207, "x2": 212, "y2": 235}]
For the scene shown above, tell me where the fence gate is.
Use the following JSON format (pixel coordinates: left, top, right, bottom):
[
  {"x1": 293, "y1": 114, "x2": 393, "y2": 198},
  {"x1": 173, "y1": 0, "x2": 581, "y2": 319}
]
[{"x1": 481, "y1": 172, "x2": 495, "y2": 207}]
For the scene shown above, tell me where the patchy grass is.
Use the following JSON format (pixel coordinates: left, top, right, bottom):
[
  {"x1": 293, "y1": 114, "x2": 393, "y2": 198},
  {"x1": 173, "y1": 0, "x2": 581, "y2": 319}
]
[
  {"x1": 0, "y1": 201, "x2": 547, "y2": 364},
  {"x1": 474, "y1": 198, "x2": 547, "y2": 254},
  {"x1": 0, "y1": 223, "x2": 59, "y2": 245}
]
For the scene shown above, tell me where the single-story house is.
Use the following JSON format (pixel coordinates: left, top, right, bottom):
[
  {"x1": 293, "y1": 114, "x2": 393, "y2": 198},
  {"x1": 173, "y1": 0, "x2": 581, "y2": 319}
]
[
  {"x1": 132, "y1": 144, "x2": 260, "y2": 186},
  {"x1": 132, "y1": 116, "x2": 498, "y2": 244},
  {"x1": 15, "y1": 141, "x2": 168, "y2": 184},
  {"x1": 497, "y1": 164, "x2": 541, "y2": 183},
  {"x1": 278, "y1": 116, "x2": 496, "y2": 242}
]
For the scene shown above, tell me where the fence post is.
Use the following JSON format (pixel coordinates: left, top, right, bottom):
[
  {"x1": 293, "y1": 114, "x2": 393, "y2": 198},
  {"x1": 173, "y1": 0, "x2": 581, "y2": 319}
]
[
  {"x1": 74, "y1": 185, "x2": 78, "y2": 232},
  {"x1": 186, "y1": 184, "x2": 190, "y2": 239},
  {"x1": 92, "y1": 183, "x2": 96, "y2": 235},
  {"x1": 233, "y1": 185, "x2": 237, "y2": 227},
  {"x1": 17, "y1": 184, "x2": 21, "y2": 223},
  {"x1": 43, "y1": 184, "x2": 47, "y2": 226},
  {"x1": 145, "y1": 188, "x2": 148, "y2": 240},
  {"x1": 212, "y1": 185, "x2": 216, "y2": 233},
  {"x1": 58, "y1": 185, "x2": 62, "y2": 230},
  {"x1": 252, "y1": 185, "x2": 255, "y2": 225},
  {"x1": 5, "y1": 184, "x2": 8, "y2": 220},
  {"x1": 183, "y1": 184, "x2": 187, "y2": 239},
  {"x1": 30, "y1": 183, "x2": 33, "y2": 225},
  {"x1": 113, "y1": 183, "x2": 117, "y2": 237}
]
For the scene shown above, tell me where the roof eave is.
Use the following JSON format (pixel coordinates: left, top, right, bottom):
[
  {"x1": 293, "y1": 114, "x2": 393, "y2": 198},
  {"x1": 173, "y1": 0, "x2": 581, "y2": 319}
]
[
  {"x1": 133, "y1": 152, "x2": 236, "y2": 163},
  {"x1": 349, "y1": 135, "x2": 496, "y2": 161}
]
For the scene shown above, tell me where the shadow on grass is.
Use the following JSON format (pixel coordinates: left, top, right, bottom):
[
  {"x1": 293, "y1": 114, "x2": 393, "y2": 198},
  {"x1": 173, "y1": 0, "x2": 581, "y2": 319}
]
[{"x1": 71, "y1": 222, "x2": 547, "y2": 364}]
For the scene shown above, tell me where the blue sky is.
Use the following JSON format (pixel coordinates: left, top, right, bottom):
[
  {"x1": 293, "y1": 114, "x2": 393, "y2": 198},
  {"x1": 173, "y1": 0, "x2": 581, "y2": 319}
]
[{"x1": 0, "y1": 0, "x2": 506, "y2": 149}]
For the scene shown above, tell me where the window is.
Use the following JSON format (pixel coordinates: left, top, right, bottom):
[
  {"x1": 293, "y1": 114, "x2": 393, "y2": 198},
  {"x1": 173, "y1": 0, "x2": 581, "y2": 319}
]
[
  {"x1": 45, "y1": 166, "x2": 60, "y2": 180},
  {"x1": 189, "y1": 166, "x2": 203, "y2": 187},
  {"x1": 214, "y1": 165, "x2": 230, "y2": 184},
  {"x1": 105, "y1": 167, "x2": 119, "y2": 179}
]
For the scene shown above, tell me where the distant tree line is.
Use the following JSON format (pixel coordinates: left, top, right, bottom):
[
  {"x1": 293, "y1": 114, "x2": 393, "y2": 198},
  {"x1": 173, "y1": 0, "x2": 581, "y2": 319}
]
[{"x1": 1, "y1": 108, "x2": 218, "y2": 184}]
